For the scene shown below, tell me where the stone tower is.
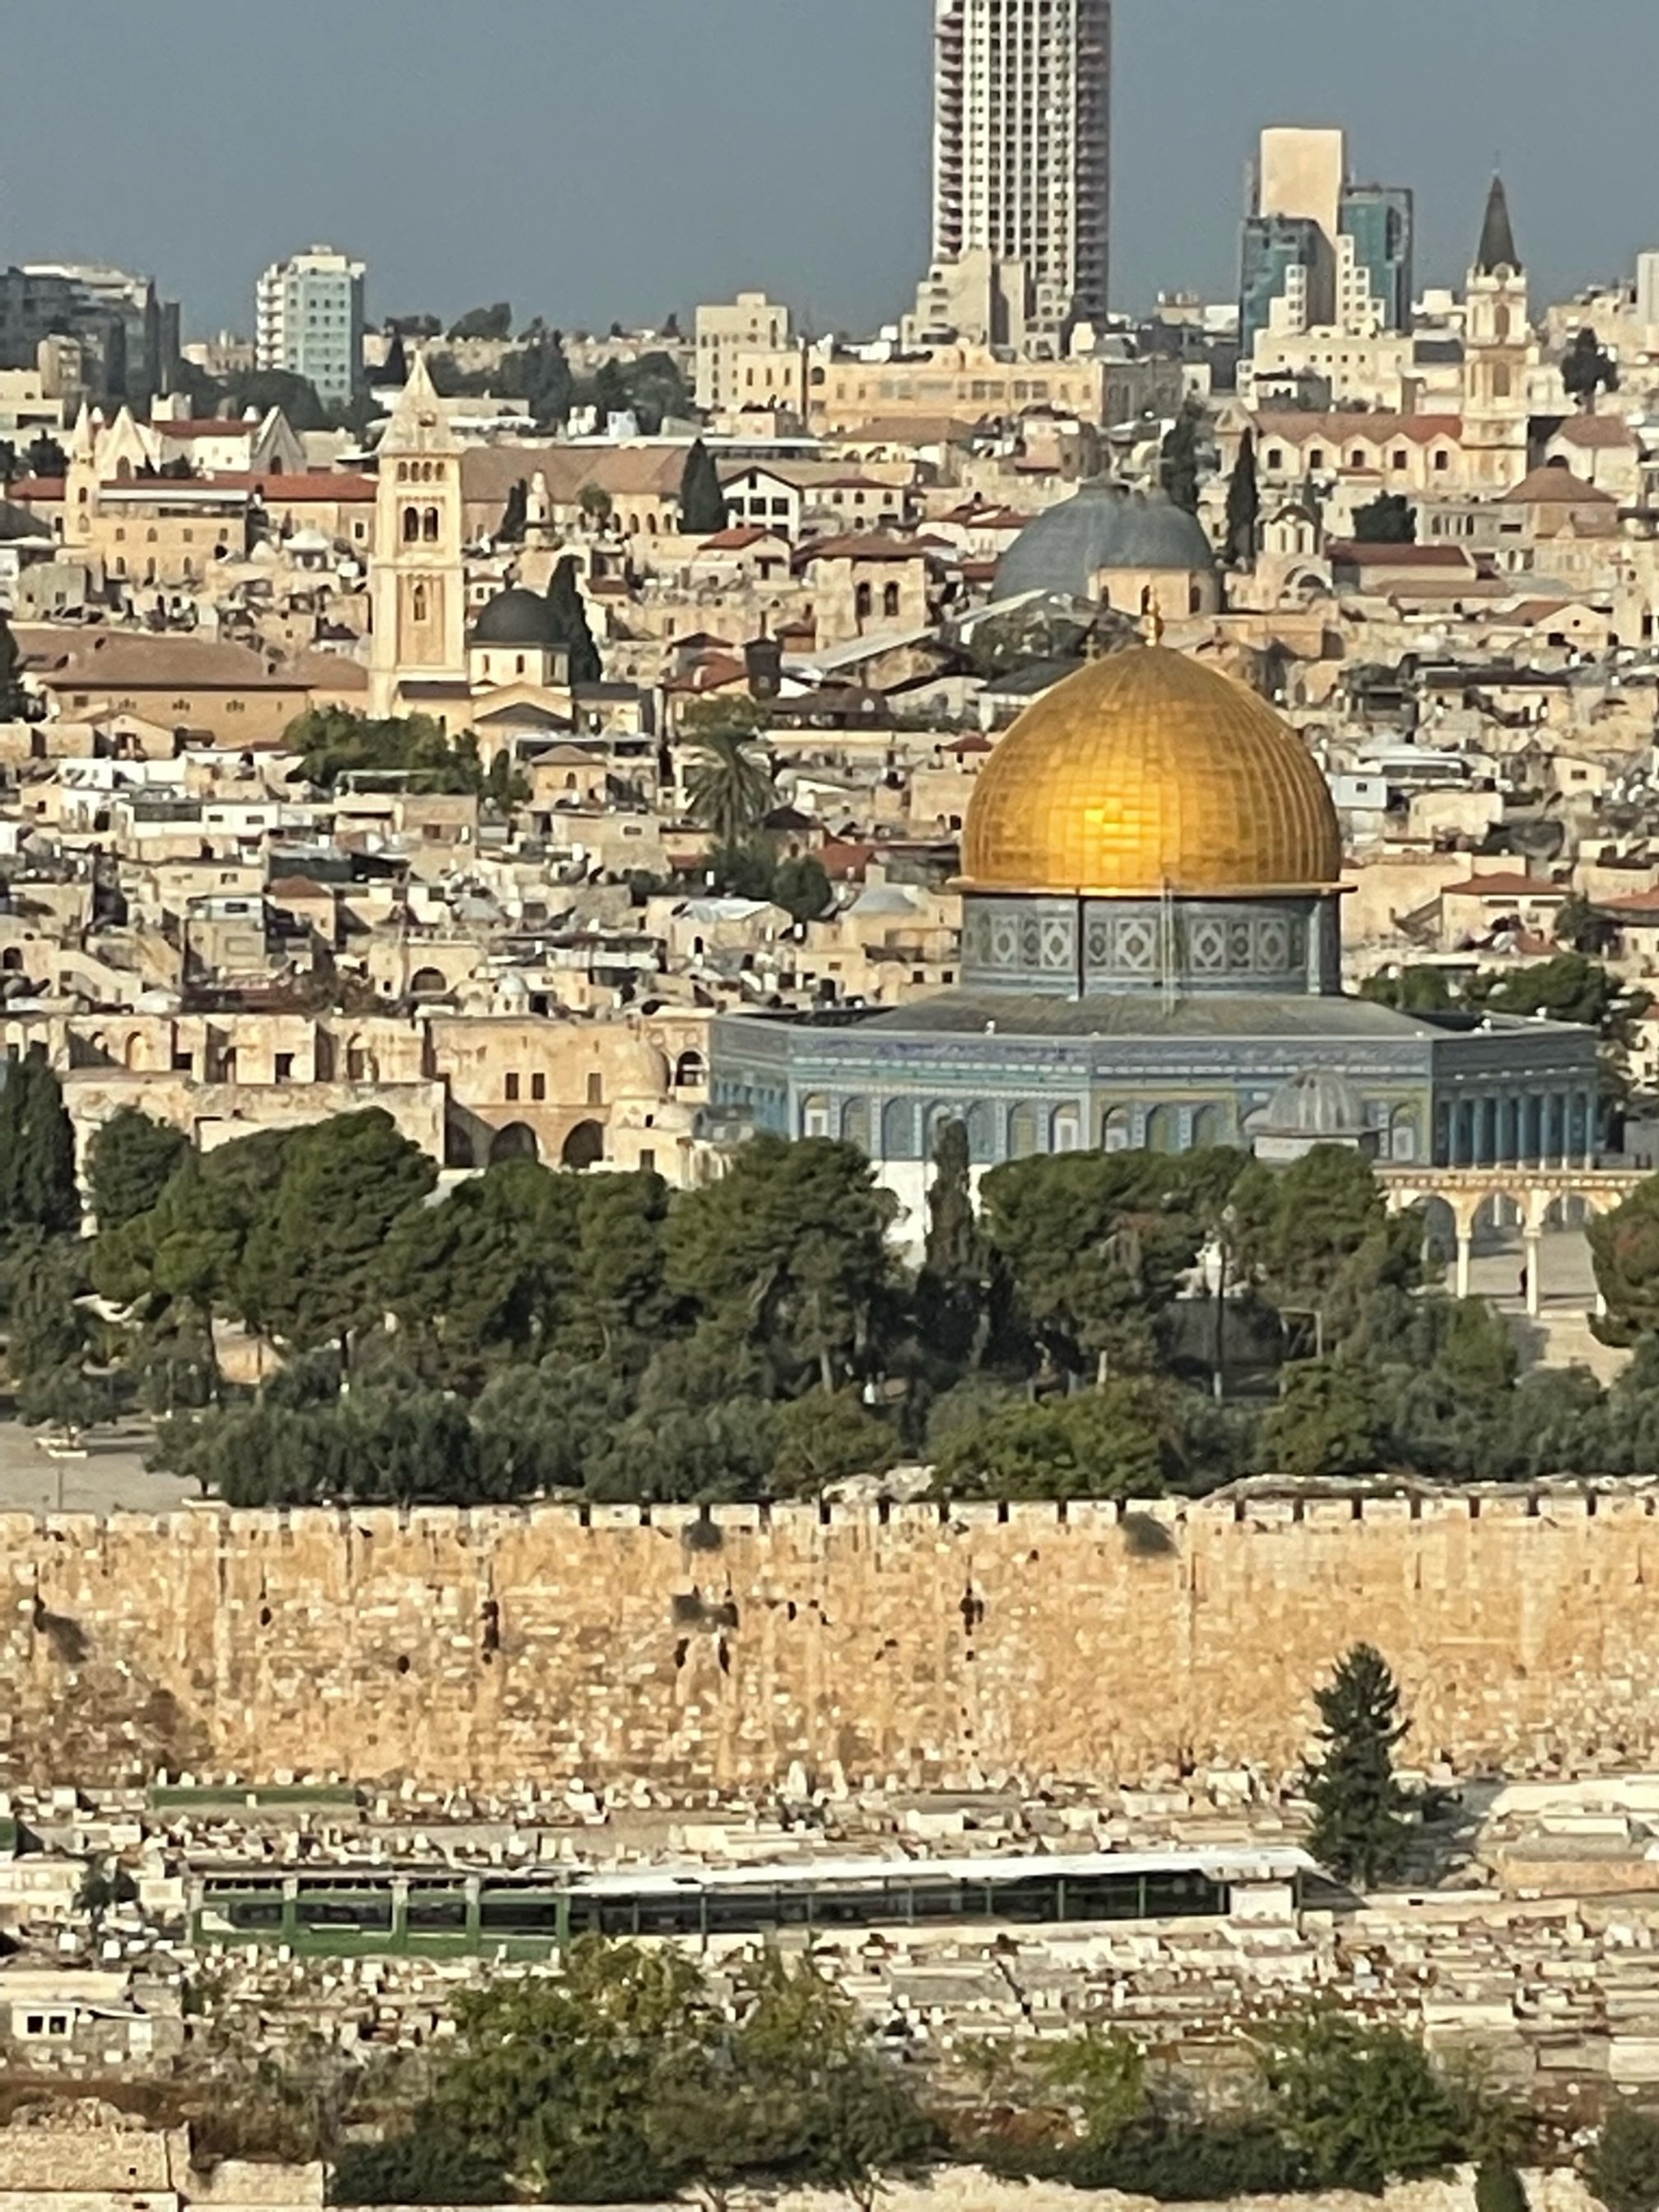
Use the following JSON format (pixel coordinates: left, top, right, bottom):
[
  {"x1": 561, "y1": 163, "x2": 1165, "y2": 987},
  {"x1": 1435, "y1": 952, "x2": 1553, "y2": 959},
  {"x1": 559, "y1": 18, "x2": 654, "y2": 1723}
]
[
  {"x1": 1462, "y1": 175, "x2": 1531, "y2": 493},
  {"x1": 65, "y1": 402, "x2": 100, "y2": 555},
  {"x1": 368, "y1": 351, "x2": 467, "y2": 718}
]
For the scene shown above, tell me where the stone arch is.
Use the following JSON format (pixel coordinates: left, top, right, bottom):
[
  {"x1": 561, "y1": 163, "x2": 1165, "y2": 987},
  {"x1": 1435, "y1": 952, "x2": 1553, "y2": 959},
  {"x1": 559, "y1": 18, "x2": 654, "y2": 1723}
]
[
  {"x1": 673, "y1": 1049, "x2": 705, "y2": 1089},
  {"x1": 841, "y1": 1096, "x2": 871, "y2": 1152},
  {"x1": 1008, "y1": 1103, "x2": 1042, "y2": 1159},
  {"x1": 1051, "y1": 1103, "x2": 1082, "y2": 1153},
  {"x1": 964, "y1": 1099, "x2": 997, "y2": 1164},
  {"x1": 802, "y1": 1091, "x2": 834, "y2": 1138},
  {"x1": 402, "y1": 505, "x2": 421, "y2": 543},
  {"x1": 1145, "y1": 1104, "x2": 1180, "y2": 1154},
  {"x1": 560, "y1": 1119, "x2": 605, "y2": 1171},
  {"x1": 1101, "y1": 1104, "x2": 1132, "y2": 1153},
  {"x1": 881, "y1": 1098, "x2": 916, "y2": 1159},
  {"x1": 490, "y1": 1122, "x2": 540, "y2": 1165},
  {"x1": 408, "y1": 965, "x2": 448, "y2": 997},
  {"x1": 122, "y1": 1030, "x2": 143, "y2": 1071},
  {"x1": 1192, "y1": 1102, "x2": 1229, "y2": 1149}
]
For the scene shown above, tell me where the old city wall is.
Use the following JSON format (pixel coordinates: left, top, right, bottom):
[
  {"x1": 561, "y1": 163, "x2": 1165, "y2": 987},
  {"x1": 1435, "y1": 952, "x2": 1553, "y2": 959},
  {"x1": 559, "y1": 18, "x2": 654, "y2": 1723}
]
[{"x1": 0, "y1": 1491, "x2": 1653, "y2": 1792}]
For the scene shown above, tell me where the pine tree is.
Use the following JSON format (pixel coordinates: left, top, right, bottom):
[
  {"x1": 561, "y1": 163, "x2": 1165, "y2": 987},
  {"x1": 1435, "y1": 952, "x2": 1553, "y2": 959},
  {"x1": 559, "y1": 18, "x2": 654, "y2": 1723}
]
[
  {"x1": 1304, "y1": 1643, "x2": 1415, "y2": 1888},
  {"x1": 544, "y1": 556, "x2": 602, "y2": 685},
  {"x1": 1224, "y1": 429, "x2": 1259, "y2": 565},
  {"x1": 679, "y1": 439, "x2": 730, "y2": 536},
  {"x1": 0, "y1": 1048, "x2": 79, "y2": 1238}
]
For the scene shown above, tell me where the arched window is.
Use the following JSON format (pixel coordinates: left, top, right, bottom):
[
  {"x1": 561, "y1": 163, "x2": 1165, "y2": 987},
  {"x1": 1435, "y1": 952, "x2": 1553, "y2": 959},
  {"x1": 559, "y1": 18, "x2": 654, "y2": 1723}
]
[
  {"x1": 1390, "y1": 1104, "x2": 1420, "y2": 1163},
  {"x1": 396, "y1": 462, "x2": 408, "y2": 483},
  {"x1": 423, "y1": 508, "x2": 439, "y2": 541},
  {"x1": 802, "y1": 1091, "x2": 833, "y2": 1138},
  {"x1": 882, "y1": 581, "x2": 901, "y2": 620},
  {"x1": 1052, "y1": 1104, "x2": 1081, "y2": 1153},
  {"x1": 1101, "y1": 1104, "x2": 1132, "y2": 1153},
  {"x1": 1492, "y1": 363, "x2": 1512, "y2": 400},
  {"x1": 841, "y1": 1096, "x2": 871, "y2": 1152},
  {"x1": 1145, "y1": 1104, "x2": 1180, "y2": 1154},
  {"x1": 1494, "y1": 304, "x2": 1512, "y2": 342},
  {"x1": 1188, "y1": 583, "x2": 1203, "y2": 615},
  {"x1": 674, "y1": 1050, "x2": 706, "y2": 1089},
  {"x1": 855, "y1": 581, "x2": 873, "y2": 623},
  {"x1": 964, "y1": 1099, "x2": 997, "y2": 1164},
  {"x1": 402, "y1": 505, "x2": 421, "y2": 543},
  {"x1": 1191, "y1": 1103, "x2": 1228, "y2": 1150},
  {"x1": 411, "y1": 582, "x2": 429, "y2": 624},
  {"x1": 881, "y1": 1098, "x2": 915, "y2": 1159},
  {"x1": 146, "y1": 527, "x2": 158, "y2": 543},
  {"x1": 1008, "y1": 1104, "x2": 1042, "y2": 1159}
]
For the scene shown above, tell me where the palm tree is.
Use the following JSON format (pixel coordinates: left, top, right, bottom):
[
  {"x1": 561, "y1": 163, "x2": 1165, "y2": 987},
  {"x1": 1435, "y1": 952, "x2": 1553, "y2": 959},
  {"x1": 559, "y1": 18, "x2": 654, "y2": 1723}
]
[{"x1": 685, "y1": 728, "x2": 774, "y2": 844}]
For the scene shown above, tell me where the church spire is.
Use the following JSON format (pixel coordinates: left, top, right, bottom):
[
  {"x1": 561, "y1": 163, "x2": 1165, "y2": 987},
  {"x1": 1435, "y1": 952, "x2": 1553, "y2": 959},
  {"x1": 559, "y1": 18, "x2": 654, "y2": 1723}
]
[{"x1": 1475, "y1": 174, "x2": 1520, "y2": 276}]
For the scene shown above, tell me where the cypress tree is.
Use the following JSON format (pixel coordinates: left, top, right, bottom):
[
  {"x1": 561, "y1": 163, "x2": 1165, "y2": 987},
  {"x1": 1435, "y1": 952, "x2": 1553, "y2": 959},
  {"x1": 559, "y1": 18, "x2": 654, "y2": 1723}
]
[
  {"x1": 678, "y1": 439, "x2": 729, "y2": 536},
  {"x1": 1159, "y1": 407, "x2": 1202, "y2": 515},
  {"x1": 1304, "y1": 1643, "x2": 1415, "y2": 1888},
  {"x1": 544, "y1": 556, "x2": 602, "y2": 686},
  {"x1": 1224, "y1": 429, "x2": 1260, "y2": 565},
  {"x1": 498, "y1": 480, "x2": 528, "y2": 544},
  {"x1": 0, "y1": 610, "x2": 25, "y2": 719},
  {"x1": 0, "y1": 1048, "x2": 80, "y2": 1238}
]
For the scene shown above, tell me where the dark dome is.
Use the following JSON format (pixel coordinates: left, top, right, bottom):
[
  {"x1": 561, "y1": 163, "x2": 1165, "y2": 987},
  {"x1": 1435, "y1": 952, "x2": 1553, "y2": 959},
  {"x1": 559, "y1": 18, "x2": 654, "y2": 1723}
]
[
  {"x1": 996, "y1": 485, "x2": 1215, "y2": 602},
  {"x1": 471, "y1": 586, "x2": 562, "y2": 648}
]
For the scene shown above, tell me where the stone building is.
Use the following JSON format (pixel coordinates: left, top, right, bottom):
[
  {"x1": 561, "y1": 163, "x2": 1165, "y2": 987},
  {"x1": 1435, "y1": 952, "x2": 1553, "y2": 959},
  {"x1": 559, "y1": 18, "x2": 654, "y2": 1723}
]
[{"x1": 709, "y1": 644, "x2": 1598, "y2": 1231}]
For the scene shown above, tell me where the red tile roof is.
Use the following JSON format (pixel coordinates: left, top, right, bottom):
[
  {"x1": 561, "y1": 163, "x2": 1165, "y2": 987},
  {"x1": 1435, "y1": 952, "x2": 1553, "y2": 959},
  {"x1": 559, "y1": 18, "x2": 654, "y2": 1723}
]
[
  {"x1": 1257, "y1": 411, "x2": 1463, "y2": 446},
  {"x1": 1440, "y1": 871, "x2": 1564, "y2": 896},
  {"x1": 1502, "y1": 465, "x2": 1617, "y2": 505},
  {"x1": 1552, "y1": 414, "x2": 1638, "y2": 448},
  {"x1": 6, "y1": 476, "x2": 64, "y2": 500},
  {"x1": 1327, "y1": 541, "x2": 1475, "y2": 568},
  {"x1": 151, "y1": 419, "x2": 263, "y2": 439}
]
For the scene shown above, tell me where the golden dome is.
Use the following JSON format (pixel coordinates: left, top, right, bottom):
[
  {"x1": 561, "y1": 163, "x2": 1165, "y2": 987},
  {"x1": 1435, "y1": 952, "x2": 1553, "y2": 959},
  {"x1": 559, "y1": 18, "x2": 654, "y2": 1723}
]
[{"x1": 960, "y1": 645, "x2": 1344, "y2": 898}]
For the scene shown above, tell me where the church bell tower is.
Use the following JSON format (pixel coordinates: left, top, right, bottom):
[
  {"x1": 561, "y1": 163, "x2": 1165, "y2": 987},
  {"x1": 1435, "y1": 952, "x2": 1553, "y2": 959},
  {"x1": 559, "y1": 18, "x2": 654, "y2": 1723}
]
[
  {"x1": 369, "y1": 351, "x2": 467, "y2": 717},
  {"x1": 1462, "y1": 175, "x2": 1531, "y2": 493}
]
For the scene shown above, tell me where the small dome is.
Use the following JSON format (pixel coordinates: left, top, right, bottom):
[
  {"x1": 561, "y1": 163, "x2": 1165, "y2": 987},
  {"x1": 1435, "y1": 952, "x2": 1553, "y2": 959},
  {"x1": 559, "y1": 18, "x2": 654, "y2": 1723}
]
[
  {"x1": 997, "y1": 484, "x2": 1215, "y2": 602},
  {"x1": 472, "y1": 586, "x2": 562, "y2": 648},
  {"x1": 1254, "y1": 1068, "x2": 1368, "y2": 1140},
  {"x1": 960, "y1": 645, "x2": 1343, "y2": 898}
]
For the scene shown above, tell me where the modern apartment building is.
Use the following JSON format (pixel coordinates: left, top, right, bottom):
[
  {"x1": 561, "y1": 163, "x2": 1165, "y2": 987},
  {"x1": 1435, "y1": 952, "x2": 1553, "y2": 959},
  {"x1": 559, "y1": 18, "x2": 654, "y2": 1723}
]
[
  {"x1": 1239, "y1": 128, "x2": 1414, "y2": 358},
  {"x1": 1, "y1": 263, "x2": 179, "y2": 406},
  {"x1": 254, "y1": 246, "x2": 365, "y2": 409},
  {"x1": 932, "y1": 0, "x2": 1113, "y2": 341}
]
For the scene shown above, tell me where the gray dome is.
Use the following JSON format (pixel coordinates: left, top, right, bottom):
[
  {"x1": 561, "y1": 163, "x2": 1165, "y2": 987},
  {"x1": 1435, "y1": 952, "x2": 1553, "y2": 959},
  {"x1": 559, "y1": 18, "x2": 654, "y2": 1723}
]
[
  {"x1": 472, "y1": 586, "x2": 562, "y2": 648},
  {"x1": 1254, "y1": 1067, "x2": 1368, "y2": 1140},
  {"x1": 996, "y1": 485, "x2": 1215, "y2": 602}
]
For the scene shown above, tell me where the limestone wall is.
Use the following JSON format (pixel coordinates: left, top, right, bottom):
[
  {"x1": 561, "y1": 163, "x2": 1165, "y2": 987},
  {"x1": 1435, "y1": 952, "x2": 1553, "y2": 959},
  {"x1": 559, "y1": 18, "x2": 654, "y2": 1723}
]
[{"x1": 2, "y1": 1490, "x2": 1657, "y2": 1791}]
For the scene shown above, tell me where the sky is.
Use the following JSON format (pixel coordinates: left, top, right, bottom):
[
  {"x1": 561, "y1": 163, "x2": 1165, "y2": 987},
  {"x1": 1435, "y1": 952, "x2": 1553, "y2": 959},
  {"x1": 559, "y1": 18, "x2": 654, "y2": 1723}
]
[{"x1": 2, "y1": 1, "x2": 1656, "y2": 340}]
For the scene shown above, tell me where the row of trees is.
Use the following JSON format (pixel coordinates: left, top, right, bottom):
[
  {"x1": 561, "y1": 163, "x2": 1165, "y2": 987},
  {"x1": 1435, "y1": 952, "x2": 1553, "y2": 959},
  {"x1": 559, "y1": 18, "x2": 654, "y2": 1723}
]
[
  {"x1": 328, "y1": 1939, "x2": 1536, "y2": 2205},
  {"x1": 16, "y1": 1042, "x2": 1659, "y2": 1498}
]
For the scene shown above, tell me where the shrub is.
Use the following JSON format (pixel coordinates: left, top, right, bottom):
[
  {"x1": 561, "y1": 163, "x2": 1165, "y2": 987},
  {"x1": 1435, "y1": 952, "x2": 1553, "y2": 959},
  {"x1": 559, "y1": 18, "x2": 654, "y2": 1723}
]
[{"x1": 1593, "y1": 2107, "x2": 1659, "y2": 2212}]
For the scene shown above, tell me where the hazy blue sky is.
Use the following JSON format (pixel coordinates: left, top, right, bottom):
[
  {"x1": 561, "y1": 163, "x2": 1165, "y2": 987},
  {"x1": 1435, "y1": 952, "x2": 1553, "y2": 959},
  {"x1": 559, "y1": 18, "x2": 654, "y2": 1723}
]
[{"x1": 2, "y1": 1, "x2": 1653, "y2": 337}]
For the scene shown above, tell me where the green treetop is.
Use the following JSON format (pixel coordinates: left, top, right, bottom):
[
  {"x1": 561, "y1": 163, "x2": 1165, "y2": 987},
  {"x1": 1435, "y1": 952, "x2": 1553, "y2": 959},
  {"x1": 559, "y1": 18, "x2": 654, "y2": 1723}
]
[
  {"x1": 1303, "y1": 1641, "x2": 1415, "y2": 1887},
  {"x1": 0, "y1": 1048, "x2": 79, "y2": 1239},
  {"x1": 679, "y1": 437, "x2": 730, "y2": 535}
]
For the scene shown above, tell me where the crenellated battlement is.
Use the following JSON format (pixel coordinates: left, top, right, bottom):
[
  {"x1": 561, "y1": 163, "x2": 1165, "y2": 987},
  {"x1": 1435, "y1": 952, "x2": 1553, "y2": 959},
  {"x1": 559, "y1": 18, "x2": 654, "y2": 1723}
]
[{"x1": 1, "y1": 1487, "x2": 1656, "y2": 1793}]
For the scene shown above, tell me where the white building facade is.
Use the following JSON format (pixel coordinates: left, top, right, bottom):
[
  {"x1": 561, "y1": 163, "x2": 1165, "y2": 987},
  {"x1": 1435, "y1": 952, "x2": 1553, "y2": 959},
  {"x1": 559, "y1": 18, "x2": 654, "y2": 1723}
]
[
  {"x1": 932, "y1": 0, "x2": 1113, "y2": 340},
  {"x1": 254, "y1": 246, "x2": 365, "y2": 409}
]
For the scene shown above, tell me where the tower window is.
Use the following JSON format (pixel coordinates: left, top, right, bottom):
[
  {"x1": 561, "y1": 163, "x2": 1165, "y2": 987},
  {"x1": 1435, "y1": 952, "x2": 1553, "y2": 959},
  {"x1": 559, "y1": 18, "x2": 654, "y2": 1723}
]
[
  {"x1": 402, "y1": 506, "x2": 420, "y2": 543},
  {"x1": 423, "y1": 508, "x2": 439, "y2": 541}
]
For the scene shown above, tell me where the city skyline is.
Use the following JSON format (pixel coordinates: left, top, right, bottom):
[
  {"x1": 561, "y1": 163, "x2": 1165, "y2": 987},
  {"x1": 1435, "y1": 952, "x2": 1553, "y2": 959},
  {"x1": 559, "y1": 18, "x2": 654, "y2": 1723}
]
[{"x1": 1, "y1": 1, "x2": 1656, "y2": 340}]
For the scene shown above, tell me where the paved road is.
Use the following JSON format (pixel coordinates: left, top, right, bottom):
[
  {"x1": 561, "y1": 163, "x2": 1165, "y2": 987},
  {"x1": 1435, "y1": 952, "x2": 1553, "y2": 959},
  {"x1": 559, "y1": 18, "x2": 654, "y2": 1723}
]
[{"x1": 0, "y1": 1421, "x2": 195, "y2": 1515}]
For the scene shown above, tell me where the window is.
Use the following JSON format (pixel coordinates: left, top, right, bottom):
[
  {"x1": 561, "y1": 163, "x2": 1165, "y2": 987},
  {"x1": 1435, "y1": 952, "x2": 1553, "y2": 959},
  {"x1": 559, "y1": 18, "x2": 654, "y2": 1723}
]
[
  {"x1": 1266, "y1": 448, "x2": 1284, "y2": 469},
  {"x1": 1434, "y1": 449, "x2": 1449, "y2": 472},
  {"x1": 531, "y1": 1072, "x2": 546, "y2": 1102},
  {"x1": 1308, "y1": 447, "x2": 1326, "y2": 471},
  {"x1": 274, "y1": 1053, "x2": 294, "y2": 1084},
  {"x1": 639, "y1": 1148, "x2": 656, "y2": 1173},
  {"x1": 883, "y1": 581, "x2": 901, "y2": 620},
  {"x1": 586, "y1": 1071, "x2": 603, "y2": 1106},
  {"x1": 402, "y1": 506, "x2": 420, "y2": 543},
  {"x1": 422, "y1": 508, "x2": 439, "y2": 541},
  {"x1": 1392, "y1": 448, "x2": 1408, "y2": 470},
  {"x1": 505, "y1": 1072, "x2": 520, "y2": 1102}
]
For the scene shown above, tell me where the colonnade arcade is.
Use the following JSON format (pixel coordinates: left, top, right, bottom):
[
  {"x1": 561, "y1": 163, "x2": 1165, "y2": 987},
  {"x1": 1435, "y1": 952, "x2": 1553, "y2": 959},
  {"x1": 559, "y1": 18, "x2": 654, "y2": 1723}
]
[
  {"x1": 1435, "y1": 1087, "x2": 1597, "y2": 1170},
  {"x1": 1378, "y1": 1165, "x2": 1645, "y2": 1313}
]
